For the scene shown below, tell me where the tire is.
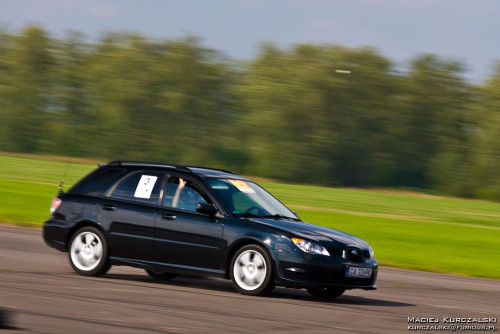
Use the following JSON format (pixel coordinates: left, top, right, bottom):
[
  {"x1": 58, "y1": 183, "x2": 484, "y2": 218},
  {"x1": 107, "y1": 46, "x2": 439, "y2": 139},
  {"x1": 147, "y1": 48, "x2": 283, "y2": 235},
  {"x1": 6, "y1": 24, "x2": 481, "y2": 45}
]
[
  {"x1": 68, "y1": 226, "x2": 111, "y2": 277},
  {"x1": 145, "y1": 269, "x2": 178, "y2": 280},
  {"x1": 307, "y1": 287, "x2": 346, "y2": 299},
  {"x1": 230, "y1": 244, "x2": 275, "y2": 296}
]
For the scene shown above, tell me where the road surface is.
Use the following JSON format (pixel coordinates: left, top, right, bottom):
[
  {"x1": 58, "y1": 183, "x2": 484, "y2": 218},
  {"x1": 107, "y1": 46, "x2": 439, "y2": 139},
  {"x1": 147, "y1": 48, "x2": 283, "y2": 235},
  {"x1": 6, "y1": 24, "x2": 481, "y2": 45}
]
[{"x1": 0, "y1": 224, "x2": 498, "y2": 333}]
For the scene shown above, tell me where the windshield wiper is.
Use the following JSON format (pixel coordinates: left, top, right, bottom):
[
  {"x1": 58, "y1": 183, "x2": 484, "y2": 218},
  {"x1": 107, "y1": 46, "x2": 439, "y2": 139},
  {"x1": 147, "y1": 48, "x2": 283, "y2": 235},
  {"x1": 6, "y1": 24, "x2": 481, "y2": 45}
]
[
  {"x1": 237, "y1": 213, "x2": 299, "y2": 221},
  {"x1": 261, "y1": 214, "x2": 299, "y2": 221},
  {"x1": 239, "y1": 212, "x2": 264, "y2": 218}
]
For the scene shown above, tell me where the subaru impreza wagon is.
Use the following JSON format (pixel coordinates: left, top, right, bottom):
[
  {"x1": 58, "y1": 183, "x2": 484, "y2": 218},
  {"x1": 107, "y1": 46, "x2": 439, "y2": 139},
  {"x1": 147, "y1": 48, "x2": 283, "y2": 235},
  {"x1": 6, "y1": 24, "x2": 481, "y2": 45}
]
[{"x1": 43, "y1": 161, "x2": 378, "y2": 298}]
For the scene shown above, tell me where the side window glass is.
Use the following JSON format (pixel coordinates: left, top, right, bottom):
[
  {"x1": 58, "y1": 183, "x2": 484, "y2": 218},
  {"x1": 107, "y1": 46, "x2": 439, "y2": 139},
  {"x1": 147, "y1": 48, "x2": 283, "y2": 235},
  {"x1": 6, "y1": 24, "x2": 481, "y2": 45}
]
[
  {"x1": 69, "y1": 168, "x2": 126, "y2": 196},
  {"x1": 112, "y1": 172, "x2": 163, "y2": 204},
  {"x1": 163, "y1": 177, "x2": 209, "y2": 212}
]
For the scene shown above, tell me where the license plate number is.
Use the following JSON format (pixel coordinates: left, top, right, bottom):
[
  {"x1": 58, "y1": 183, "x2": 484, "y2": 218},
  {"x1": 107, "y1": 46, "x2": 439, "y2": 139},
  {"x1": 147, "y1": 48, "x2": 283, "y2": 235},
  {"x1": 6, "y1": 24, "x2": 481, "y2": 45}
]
[{"x1": 346, "y1": 267, "x2": 372, "y2": 278}]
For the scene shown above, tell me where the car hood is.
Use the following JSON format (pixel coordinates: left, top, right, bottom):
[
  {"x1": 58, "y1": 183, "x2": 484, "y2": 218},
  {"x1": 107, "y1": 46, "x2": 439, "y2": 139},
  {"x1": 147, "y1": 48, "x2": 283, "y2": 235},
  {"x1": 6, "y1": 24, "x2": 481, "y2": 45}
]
[{"x1": 246, "y1": 218, "x2": 370, "y2": 249}]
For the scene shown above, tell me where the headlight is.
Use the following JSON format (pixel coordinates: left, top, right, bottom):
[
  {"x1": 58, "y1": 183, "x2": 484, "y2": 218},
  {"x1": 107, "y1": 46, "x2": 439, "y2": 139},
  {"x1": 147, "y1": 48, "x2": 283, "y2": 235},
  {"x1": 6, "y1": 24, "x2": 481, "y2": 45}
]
[
  {"x1": 291, "y1": 238, "x2": 330, "y2": 256},
  {"x1": 369, "y1": 246, "x2": 374, "y2": 258}
]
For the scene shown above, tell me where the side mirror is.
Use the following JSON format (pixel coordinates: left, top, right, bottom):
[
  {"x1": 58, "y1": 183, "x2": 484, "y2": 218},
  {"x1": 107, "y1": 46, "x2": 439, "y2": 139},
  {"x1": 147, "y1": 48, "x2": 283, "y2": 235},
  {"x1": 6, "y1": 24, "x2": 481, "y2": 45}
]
[
  {"x1": 292, "y1": 211, "x2": 299, "y2": 218},
  {"x1": 196, "y1": 203, "x2": 218, "y2": 216}
]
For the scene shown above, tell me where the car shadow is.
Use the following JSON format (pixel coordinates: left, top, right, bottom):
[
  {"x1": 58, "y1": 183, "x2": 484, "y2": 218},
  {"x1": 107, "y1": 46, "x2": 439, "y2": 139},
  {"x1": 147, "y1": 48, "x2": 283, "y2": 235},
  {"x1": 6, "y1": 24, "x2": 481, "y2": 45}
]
[
  {"x1": 0, "y1": 307, "x2": 21, "y2": 331},
  {"x1": 104, "y1": 272, "x2": 236, "y2": 293},
  {"x1": 103, "y1": 273, "x2": 415, "y2": 307},
  {"x1": 267, "y1": 289, "x2": 415, "y2": 307}
]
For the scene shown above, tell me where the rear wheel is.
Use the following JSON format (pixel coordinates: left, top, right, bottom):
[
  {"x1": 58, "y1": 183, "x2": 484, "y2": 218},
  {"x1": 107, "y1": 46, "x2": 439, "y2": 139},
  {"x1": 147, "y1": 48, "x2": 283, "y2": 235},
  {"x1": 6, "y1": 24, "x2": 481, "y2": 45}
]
[
  {"x1": 230, "y1": 244, "x2": 275, "y2": 296},
  {"x1": 145, "y1": 269, "x2": 178, "y2": 280},
  {"x1": 68, "y1": 226, "x2": 110, "y2": 277},
  {"x1": 307, "y1": 287, "x2": 346, "y2": 299}
]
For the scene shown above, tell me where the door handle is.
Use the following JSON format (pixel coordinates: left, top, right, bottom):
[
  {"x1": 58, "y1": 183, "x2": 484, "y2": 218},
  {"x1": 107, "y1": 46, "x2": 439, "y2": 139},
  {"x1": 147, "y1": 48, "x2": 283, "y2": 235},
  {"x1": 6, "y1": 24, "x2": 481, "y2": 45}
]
[
  {"x1": 161, "y1": 213, "x2": 177, "y2": 220},
  {"x1": 102, "y1": 204, "x2": 116, "y2": 211}
]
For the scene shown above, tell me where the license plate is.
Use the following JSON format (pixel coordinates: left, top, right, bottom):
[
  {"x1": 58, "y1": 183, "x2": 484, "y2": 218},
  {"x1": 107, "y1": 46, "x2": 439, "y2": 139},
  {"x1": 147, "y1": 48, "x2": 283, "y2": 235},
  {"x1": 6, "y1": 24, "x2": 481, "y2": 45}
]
[{"x1": 346, "y1": 266, "x2": 372, "y2": 278}]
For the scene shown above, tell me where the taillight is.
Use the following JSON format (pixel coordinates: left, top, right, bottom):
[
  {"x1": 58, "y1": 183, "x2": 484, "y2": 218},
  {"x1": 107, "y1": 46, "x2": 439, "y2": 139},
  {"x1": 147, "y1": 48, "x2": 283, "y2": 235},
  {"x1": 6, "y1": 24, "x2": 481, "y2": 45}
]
[{"x1": 50, "y1": 198, "x2": 62, "y2": 215}]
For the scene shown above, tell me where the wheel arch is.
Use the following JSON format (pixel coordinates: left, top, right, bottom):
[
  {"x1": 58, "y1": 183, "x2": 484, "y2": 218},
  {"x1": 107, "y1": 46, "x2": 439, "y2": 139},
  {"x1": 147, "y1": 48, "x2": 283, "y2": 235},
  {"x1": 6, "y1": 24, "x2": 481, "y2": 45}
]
[
  {"x1": 224, "y1": 237, "x2": 274, "y2": 279},
  {"x1": 65, "y1": 220, "x2": 106, "y2": 251}
]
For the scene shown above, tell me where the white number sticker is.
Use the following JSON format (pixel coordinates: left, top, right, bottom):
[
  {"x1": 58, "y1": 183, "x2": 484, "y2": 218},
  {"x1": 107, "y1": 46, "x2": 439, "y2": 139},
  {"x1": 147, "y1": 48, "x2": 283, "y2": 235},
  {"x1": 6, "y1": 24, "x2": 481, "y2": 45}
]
[{"x1": 134, "y1": 175, "x2": 158, "y2": 199}]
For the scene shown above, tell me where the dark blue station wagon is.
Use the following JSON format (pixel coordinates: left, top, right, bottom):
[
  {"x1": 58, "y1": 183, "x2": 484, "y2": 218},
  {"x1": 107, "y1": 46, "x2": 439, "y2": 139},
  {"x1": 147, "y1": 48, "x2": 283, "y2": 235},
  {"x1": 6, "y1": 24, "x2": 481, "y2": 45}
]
[{"x1": 43, "y1": 161, "x2": 378, "y2": 298}]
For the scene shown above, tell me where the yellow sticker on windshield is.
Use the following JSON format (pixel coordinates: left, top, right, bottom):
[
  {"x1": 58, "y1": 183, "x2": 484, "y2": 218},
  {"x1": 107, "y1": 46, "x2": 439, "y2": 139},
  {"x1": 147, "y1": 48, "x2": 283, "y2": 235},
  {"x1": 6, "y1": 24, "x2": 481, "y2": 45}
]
[{"x1": 228, "y1": 180, "x2": 256, "y2": 194}]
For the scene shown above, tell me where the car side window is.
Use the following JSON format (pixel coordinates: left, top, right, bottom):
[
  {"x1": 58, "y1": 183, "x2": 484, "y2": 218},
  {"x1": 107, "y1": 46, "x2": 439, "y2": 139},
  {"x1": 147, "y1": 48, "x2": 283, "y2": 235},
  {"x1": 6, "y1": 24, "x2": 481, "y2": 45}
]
[
  {"x1": 69, "y1": 167, "x2": 126, "y2": 196},
  {"x1": 162, "y1": 177, "x2": 210, "y2": 212},
  {"x1": 112, "y1": 172, "x2": 163, "y2": 204}
]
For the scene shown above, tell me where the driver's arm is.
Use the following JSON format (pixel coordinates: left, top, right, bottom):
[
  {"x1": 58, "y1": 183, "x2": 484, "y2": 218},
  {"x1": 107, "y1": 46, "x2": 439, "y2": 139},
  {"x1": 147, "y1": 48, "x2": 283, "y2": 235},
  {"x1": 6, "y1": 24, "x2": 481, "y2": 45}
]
[{"x1": 172, "y1": 178, "x2": 187, "y2": 208}]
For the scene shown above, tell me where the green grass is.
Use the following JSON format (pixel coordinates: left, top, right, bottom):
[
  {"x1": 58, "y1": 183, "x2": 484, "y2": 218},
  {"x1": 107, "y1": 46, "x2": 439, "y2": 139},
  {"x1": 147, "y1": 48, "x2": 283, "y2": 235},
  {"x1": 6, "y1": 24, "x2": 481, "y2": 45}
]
[{"x1": 1, "y1": 154, "x2": 499, "y2": 278}]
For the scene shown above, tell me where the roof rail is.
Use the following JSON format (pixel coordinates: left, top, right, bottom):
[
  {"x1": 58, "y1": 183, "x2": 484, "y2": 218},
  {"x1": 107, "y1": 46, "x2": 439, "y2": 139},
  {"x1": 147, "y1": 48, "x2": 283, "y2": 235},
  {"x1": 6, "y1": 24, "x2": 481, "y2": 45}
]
[
  {"x1": 106, "y1": 161, "x2": 191, "y2": 172},
  {"x1": 105, "y1": 161, "x2": 236, "y2": 174},
  {"x1": 186, "y1": 165, "x2": 236, "y2": 174}
]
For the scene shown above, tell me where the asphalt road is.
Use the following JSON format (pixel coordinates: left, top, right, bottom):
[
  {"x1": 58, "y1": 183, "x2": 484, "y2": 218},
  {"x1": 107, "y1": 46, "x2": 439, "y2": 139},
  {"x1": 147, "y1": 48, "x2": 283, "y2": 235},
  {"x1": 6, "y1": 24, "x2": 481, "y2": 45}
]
[{"x1": 0, "y1": 224, "x2": 499, "y2": 333}]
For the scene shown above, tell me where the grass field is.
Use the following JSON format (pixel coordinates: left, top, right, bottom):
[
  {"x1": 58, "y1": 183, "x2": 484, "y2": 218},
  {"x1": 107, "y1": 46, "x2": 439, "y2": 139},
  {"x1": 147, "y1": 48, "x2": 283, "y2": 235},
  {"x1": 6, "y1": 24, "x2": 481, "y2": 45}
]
[{"x1": 1, "y1": 154, "x2": 499, "y2": 279}]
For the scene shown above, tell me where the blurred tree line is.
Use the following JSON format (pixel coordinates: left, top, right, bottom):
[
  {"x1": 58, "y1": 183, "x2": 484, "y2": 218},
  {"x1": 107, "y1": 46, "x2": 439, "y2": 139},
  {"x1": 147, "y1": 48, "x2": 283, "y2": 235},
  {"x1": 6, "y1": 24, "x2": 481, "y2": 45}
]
[{"x1": 1, "y1": 26, "x2": 500, "y2": 200}]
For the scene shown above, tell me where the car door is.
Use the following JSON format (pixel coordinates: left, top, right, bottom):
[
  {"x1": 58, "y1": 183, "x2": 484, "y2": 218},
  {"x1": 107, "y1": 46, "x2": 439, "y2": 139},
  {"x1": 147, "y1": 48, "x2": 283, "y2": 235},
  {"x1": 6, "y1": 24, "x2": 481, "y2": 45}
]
[
  {"x1": 154, "y1": 175, "x2": 224, "y2": 272},
  {"x1": 100, "y1": 171, "x2": 164, "y2": 263}
]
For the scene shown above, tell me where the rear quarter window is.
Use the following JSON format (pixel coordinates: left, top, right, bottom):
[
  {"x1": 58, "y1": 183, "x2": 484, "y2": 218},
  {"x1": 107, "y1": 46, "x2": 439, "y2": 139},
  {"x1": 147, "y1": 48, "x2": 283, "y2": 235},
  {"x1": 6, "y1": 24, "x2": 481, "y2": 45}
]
[{"x1": 69, "y1": 168, "x2": 126, "y2": 196}]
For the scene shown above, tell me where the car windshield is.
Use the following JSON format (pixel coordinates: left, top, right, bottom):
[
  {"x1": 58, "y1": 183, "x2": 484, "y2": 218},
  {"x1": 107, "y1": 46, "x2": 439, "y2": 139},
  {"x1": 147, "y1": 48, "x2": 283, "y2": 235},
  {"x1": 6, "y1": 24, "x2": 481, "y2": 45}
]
[{"x1": 206, "y1": 178, "x2": 299, "y2": 220}]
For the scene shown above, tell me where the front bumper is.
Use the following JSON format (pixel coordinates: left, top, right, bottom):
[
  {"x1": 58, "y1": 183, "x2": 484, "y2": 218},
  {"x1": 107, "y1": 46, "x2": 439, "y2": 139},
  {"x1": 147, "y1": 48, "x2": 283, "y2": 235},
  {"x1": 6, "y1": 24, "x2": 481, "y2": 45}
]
[{"x1": 272, "y1": 249, "x2": 378, "y2": 290}]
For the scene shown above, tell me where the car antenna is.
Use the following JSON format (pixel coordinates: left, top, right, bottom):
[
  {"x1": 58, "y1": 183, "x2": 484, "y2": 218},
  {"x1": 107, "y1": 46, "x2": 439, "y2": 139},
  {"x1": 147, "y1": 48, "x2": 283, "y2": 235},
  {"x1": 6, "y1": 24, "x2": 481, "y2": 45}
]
[
  {"x1": 59, "y1": 121, "x2": 81, "y2": 195},
  {"x1": 58, "y1": 179, "x2": 64, "y2": 195},
  {"x1": 59, "y1": 154, "x2": 72, "y2": 196}
]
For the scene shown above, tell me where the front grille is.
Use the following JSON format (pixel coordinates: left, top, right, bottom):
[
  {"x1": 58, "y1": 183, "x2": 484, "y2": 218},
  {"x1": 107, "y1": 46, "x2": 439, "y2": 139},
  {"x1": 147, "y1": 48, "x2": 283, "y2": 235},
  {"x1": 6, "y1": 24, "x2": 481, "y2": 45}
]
[
  {"x1": 363, "y1": 250, "x2": 371, "y2": 259},
  {"x1": 347, "y1": 248, "x2": 364, "y2": 263},
  {"x1": 327, "y1": 248, "x2": 344, "y2": 257}
]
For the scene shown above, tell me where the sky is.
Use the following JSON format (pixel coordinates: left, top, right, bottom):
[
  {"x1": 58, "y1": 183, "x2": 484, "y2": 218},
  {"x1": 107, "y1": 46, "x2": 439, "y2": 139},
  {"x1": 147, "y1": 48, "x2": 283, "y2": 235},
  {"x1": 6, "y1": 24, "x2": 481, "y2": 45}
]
[{"x1": 1, "y1": 0, "x2": 499, "y2": 83}]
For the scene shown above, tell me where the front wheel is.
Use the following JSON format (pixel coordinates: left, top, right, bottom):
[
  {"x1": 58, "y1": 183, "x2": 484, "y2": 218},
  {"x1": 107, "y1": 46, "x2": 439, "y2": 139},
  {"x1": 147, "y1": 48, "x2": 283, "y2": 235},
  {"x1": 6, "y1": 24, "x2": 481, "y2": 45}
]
[
  {"x1": 68, "y1": 226, "x2": 111, "y2": 277},
  {"x1": 230, "y1": 244, "x2": 275, "y2": 296},
  {"x1": 307, "y1": 287, "x2": 346, "y2": 299}
]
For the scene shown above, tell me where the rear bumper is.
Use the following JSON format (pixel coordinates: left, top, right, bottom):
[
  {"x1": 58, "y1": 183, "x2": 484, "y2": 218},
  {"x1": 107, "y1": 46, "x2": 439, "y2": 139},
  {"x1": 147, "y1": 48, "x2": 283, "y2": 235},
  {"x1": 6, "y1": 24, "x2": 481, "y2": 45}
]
[
  {"x1": 43, "y1": 218, "x2": 72, "y2": 252},
  {"x1": 273, "y1": 249, "x2": 378, "y2": 290}
]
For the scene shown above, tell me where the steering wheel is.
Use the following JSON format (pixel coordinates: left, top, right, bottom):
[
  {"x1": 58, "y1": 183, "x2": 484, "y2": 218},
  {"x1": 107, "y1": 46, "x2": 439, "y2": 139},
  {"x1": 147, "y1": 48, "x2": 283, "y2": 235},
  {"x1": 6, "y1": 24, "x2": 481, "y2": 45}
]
[{"x1": 244, "y1": 206, "x2": 265, "y2": 215}]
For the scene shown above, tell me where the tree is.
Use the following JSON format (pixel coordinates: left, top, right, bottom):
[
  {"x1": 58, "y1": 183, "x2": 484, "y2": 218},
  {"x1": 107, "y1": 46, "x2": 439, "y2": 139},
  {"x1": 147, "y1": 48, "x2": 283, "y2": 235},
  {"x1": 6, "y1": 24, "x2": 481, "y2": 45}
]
[
  {"x1": 393, "y1": 54, "x2": 471, "y2": 189},
  {"x1": 468, "y1": 63, "x2": 500, "y2": 200},
  {"x1": 2, "y1": 26, "x2": 54, "y2": 152}
]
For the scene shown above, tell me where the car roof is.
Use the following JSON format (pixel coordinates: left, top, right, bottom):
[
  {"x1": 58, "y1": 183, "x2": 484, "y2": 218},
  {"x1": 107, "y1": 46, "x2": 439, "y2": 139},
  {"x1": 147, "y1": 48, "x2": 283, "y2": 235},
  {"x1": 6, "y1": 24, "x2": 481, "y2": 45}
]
[{"x1": 103, "y1": 161, "x2": 250, "y2": 181}]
